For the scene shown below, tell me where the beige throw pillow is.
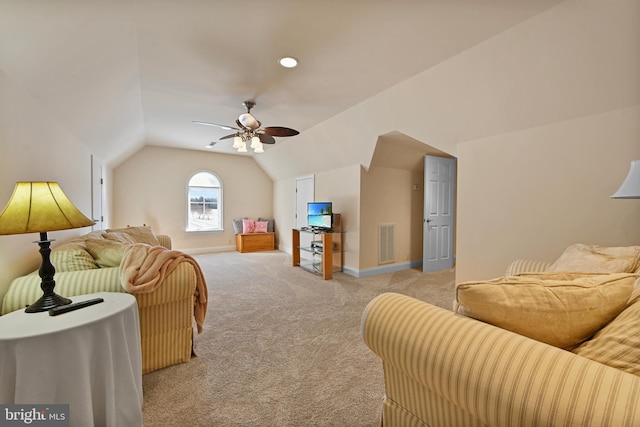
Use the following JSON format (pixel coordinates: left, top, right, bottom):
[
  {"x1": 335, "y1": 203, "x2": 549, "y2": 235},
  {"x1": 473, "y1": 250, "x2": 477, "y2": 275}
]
[
  {"x1": 573, "y1": 286, "x2": 640, "y2": 376},
  {"x1": 548, "y1": 243, "x2": 640, "y2": 273},
  {"x1": 455, "y1": 272, "x2": 638, "y2": 349},
  {"x1": 106, "y1": 226, "x2": 160, "y2": 246},
  {"x1": 102, "y1": 231, "x2": 136, "y2": 244},
  {"x1": 85, "y1": 239, "x2": 125, "y2": 268},
  {"x1": 51, "y1": 246, "x2": 99, "y2": 271}
]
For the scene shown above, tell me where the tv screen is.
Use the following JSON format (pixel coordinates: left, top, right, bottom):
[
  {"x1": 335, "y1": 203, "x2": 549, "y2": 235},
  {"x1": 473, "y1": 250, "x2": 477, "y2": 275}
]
[{"x1": 307, "y1": 202, "x2": 332, "y2": 229}]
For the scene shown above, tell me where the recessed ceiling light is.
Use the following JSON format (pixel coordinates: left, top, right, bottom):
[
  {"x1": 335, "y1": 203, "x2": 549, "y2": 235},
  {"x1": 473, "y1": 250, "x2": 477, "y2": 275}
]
[{"x1": 278, "y1": 57, "x2": 298, "y2": 68}]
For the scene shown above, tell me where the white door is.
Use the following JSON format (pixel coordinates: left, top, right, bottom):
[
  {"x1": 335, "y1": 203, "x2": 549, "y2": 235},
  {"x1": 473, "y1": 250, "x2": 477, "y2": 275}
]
[
  {"x1": 91, "y1": 155, "x2": 104, "y2": 230},
  {"x1": 295, "y1": 176, "x2": 314, "y2": 259},
  {"x1": 423, "y1": 155, "x2": 456, "y2": 272}
]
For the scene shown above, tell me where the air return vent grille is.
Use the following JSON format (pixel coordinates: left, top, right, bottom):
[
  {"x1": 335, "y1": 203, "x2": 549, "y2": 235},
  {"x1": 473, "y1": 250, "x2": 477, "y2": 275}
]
[{"x1": 378, "y1": 224, "x2": 395, "y2": 265}]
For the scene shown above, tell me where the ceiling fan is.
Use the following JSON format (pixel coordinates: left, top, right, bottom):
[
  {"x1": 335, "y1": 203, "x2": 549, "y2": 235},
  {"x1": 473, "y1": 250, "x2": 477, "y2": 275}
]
[{"x1": 194, "y1": 100, "x2": 299, "y2": 153}]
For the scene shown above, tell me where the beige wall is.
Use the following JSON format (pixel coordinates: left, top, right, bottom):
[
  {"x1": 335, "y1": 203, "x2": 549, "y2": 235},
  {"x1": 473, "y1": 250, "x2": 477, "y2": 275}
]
[
  {"x1": 112, "y1": 145, "x2": 273, "y2": 252},
  {"x1": 314, "y1": 165, "x2": 360, "y2": 273},
  {"x1": 0, "y1": 70, "x2": 97, "y2": 302},
  {"x1": 272, "y1": 177, "x2": 297, "y2": 251},
  {"x1": 273, "y1": 165, "x2": 361, "y2": 273},
  {"x1": 360, "y1": 166, "x2": 424, "y2": 271},
  {"x1": 456, "y1": 106, "x2": 640, "y2": 283}
]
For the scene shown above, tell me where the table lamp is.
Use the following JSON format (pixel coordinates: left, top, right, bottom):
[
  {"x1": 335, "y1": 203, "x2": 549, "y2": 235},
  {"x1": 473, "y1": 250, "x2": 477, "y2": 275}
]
[
  {"x1": 0, "y1": 182, "x2": 95, "y2": 312},
  {"x1": 611, "y1": 160, "x2": 640, "y2": 199}
]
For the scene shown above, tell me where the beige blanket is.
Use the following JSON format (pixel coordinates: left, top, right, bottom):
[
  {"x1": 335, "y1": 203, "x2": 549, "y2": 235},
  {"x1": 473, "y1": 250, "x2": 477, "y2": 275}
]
[{"x1": 120, "y1": 243, "x2": 208, "y2": 333}]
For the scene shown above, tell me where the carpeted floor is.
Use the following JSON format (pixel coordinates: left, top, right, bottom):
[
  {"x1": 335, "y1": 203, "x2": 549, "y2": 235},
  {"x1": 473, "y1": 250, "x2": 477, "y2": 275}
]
[{"x1": 142, "y1": 250, "x2": 455, "y2": 426}]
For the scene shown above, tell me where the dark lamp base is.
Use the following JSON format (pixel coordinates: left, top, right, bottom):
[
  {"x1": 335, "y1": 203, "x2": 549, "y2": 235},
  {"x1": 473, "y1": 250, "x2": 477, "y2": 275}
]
[
  {"x1": 25, "y1": 293, "x2": 72, "y2": 313},
  {"x1": 24, "y1": 232, "x2": 73, "y2": 313}
]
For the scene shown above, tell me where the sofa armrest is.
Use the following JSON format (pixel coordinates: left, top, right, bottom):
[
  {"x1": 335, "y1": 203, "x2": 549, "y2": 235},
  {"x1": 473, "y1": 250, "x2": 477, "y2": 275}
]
[
  {"x1": 133, "y1": 261, "x2": 196, "y2": 309},
  {"x1": 133, "y1": 261, "x2": 197, "y2": 373},
  {"x1": 361, "y1": 293, "x2": 640, "y2": 427},
  {"x1": 1, "y1": 267, "x2": 123, "y2": 314},
  {"x1": 505, "y1": 259, "x2": 552, "y2": 276},
  {"x1": 156, "y1": 234, "x2": 171, "y2": 250}
]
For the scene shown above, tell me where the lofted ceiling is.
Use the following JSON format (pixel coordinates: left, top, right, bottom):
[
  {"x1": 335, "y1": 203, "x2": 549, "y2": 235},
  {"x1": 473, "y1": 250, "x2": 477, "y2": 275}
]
[
  {"x1": 372, "y1": 132, "x2": 452, "y2": 172},
  {"x1": 0, "y1": 0, "x2": 565, "y2": 166}
]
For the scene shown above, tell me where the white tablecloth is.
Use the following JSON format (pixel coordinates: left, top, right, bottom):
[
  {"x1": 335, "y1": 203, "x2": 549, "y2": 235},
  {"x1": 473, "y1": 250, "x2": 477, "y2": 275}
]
[{"x1": 0, "y1": 292, "x2": 143, "y2": 427}]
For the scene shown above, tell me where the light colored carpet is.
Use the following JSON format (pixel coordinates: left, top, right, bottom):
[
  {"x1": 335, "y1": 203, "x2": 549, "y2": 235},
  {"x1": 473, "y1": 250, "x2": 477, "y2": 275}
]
[{"x1": 142, "y1": 250, "x2": 455, "y2": 426}]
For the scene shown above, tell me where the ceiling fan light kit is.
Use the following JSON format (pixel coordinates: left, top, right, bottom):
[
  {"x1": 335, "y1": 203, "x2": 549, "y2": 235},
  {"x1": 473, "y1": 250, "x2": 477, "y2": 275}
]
[
  {"x1": 238, "y1": 112, "x2": 260, "y2": 129},
  {"x1": 194, "y1": 100, "x2": 299, "y2": 154}
]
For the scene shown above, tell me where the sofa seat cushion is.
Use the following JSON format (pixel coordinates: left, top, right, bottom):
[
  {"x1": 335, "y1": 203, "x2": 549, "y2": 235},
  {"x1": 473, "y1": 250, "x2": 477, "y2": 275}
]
[
  {"x1": 548, "y1": 243, "x2": 640, "y2": 273},
  {"x1": 455, "y1": 272, "x2": 638, "y2": 349},
  {"x1": 573, "y1": 285, "x2": 640, "y2": 376}
]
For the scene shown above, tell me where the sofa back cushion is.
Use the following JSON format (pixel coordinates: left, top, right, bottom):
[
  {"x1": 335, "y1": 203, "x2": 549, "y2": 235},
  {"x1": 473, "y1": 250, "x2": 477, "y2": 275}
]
[{"x1": 455, "y1": 272, "x2": 638, "y2": 349}]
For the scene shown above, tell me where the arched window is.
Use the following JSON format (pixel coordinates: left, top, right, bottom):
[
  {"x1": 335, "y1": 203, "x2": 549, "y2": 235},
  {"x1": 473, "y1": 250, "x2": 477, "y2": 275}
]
[{"x1": 187, "y1": 171, "x2": 222, "y2": 231}]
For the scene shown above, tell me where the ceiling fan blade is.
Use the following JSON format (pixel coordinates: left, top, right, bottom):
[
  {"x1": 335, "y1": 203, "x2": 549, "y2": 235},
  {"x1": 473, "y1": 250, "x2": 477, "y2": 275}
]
[
  {"x1": 261, "y1": 126, "x2": 300, "y2": 137},
  {"x1": 193, "y1": 121, "x2": 239, "y2": 131},
  {"x1": 219, "y1": 133, "x2": 237, "y2": 140},
  {"x1": 259, "y1": 134, "x2": 276, "y2": 144}
]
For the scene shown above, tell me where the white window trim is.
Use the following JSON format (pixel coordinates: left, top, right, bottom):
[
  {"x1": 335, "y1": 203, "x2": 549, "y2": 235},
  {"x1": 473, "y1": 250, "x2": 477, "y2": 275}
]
[{"x1": 186, "y1": 171, "x2": 223, "y2": 232}]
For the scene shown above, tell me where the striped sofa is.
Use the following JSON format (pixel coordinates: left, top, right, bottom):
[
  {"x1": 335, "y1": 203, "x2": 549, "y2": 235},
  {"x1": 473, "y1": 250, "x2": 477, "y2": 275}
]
[
  {"x1": 362, "y1": 292, "x2": 640, "y2": 427},
  {"x1": 1, "y1": 234, "x2": 198, "y2": 374}
]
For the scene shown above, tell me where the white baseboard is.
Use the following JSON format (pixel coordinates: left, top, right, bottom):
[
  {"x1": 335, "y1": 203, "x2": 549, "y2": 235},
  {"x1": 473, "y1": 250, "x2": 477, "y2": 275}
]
[
  {"x1": 180, "y1": 245, "x2": 236, "y2": 255},
  {"x1": 281, "y1": 245, "x2": 422, "y2": 278},
  {"x1": 353, "y1": 260, "x2": 422, "y2": 278}
]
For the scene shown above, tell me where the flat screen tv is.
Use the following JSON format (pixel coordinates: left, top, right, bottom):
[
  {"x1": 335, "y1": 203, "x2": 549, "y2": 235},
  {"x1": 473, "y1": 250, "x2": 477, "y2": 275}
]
[{"x1": 307, "y1": 201, "x2": 333, "y2": 230}]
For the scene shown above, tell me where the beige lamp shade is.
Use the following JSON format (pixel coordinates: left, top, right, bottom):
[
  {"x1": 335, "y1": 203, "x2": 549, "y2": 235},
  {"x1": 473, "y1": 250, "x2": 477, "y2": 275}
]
[{"x1": 0, "y1": 182, "x2": 94, "y2": 235}]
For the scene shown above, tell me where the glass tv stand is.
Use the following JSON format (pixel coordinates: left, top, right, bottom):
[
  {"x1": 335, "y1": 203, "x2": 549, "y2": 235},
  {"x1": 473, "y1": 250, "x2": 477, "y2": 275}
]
[{"x1": 292, "y1": 214, "x2": 342, "y2": 280}]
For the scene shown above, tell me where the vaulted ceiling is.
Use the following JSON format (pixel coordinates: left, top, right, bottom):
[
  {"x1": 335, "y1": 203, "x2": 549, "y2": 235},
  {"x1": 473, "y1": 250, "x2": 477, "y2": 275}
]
[{"x1": 1, "y1": 0, "x2": 565, "y2": 168}]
